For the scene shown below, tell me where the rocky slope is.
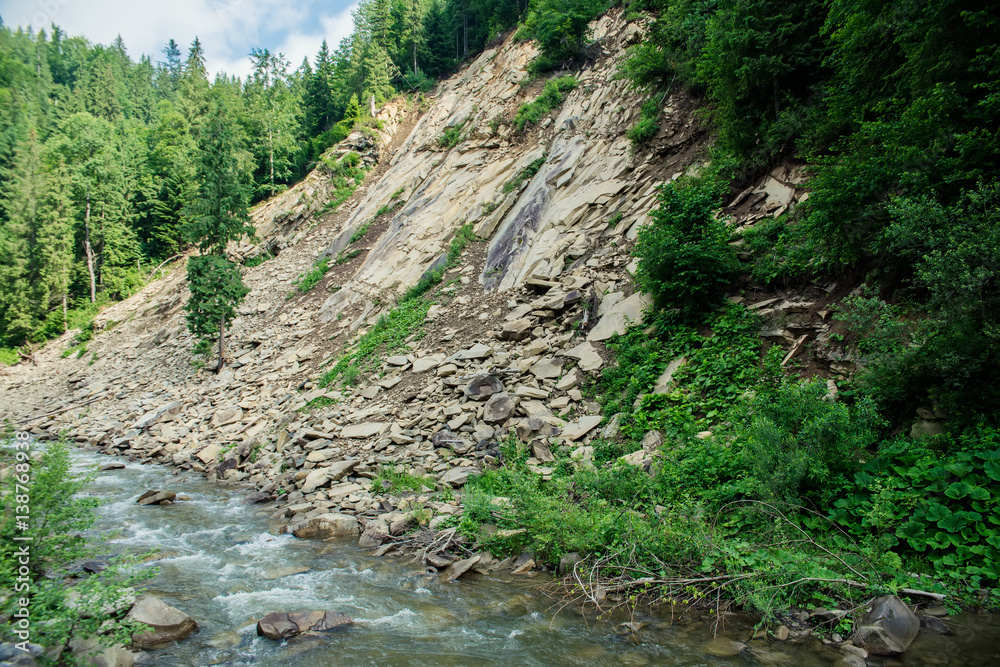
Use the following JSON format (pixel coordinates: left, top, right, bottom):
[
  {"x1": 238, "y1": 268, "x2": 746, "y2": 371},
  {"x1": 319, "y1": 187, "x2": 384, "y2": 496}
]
[{"x1": 0, "y1": 8, "x2": 814, "y2": 558}]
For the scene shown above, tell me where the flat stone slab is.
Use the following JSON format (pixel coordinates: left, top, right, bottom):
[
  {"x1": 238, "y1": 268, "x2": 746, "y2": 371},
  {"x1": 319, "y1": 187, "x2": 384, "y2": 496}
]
[
  {"x1": 256, "y1": 611, "x2": 352, "y2": 640},
  {"x1": 562, "y1": 415, "x2": 603, "y2": 441},
  {"x1": 588, "y1": 293, "x2": 650, "y2": 342},
  {"x1": 563, "y1": 342, "x2": 603, "y2": 372},
  {"x1": 340, "y1": 422, "x2": 390, "y2": 438},
  {"x1": 411, "y1": 354, "x2": 445, "y2": 373}
]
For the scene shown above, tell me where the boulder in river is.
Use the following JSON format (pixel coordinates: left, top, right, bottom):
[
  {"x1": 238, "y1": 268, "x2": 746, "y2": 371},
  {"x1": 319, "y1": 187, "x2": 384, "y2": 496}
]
[
  {"x1": 256, "y1": 611, "x2": 352, "y2": 640},
  {"x1": 852, "y1": 595, "x2": 920, "y2": 655},
  {"x1": 136, "y1": 490, "x2": 176, "y2": 505},
  {"x1": 291, "y1": 513, "x2": 360, "y2": 539},
  {"x1": 126, "y1": 595, "x2": 197, "y2": 648}
]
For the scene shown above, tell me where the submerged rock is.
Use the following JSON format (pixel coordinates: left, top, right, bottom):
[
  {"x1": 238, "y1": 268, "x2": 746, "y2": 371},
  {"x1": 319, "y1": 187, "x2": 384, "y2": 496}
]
[{"x1": 256, "y1": 611, "x2": 353, "y2": 640}]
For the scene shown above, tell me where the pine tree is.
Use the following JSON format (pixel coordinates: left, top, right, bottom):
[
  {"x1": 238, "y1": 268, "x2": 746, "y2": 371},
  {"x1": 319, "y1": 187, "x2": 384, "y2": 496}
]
[
  {"x1": 183, "y1": 87, "x2": 254, "y2": 371},
  {"x1": 246, "y1": 48, "x2": 302, "y2": 199}
]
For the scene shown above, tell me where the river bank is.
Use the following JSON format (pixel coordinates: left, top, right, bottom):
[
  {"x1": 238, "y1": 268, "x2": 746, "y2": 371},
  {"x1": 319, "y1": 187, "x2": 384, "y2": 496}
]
[{"x1": 55, "y1": 445, "x2": 1000, "y2": 666}]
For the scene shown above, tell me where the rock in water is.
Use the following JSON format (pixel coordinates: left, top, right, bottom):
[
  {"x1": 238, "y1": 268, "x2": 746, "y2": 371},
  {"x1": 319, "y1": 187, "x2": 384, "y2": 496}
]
[
  {"x1": 852, "y1": 595, "x2": 920, "y2": 655},
  {"x1": 136, "y1": 490, "x2": 176, "y2": 505},
  {"x1": 126, "y1": 595, "x2": 197, "y2": 648},
  {"x1": 291, "y1": 513, "x2": 360, "y2": 539},
  {"x1": 256, "y1": 611, "x2": 353, "y2": 640}
]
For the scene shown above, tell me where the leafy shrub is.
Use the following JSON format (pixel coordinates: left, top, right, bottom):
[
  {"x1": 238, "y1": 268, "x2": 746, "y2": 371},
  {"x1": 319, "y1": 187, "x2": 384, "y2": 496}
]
[
  {"x1": 0, "y1": 440, "x2": 153, "y2": 661},
  {"x1": 830, "y1": 427, "x2": 1000, "y2": 592},
  {"x1": 633, "y1": 176, "x2": 738, "y2": 314},
  {"x1": 290, "y1": 257, "x2": 331, "y2": 296},
  {"x1": 627, "y1": 96, "x2": 661, "y2": 146},
  {"x1": 519, "y1": 0, "x2": 610, "y2": 72},
  {"x1": 734, "y1": 377, "x2": 882, "y2": 504},
  {"x1": 438, "y1": 119, "x2": 467, "y2": 149},
  {"x1": 513, "y1": 76, "x2": 579, "y2": 131}
]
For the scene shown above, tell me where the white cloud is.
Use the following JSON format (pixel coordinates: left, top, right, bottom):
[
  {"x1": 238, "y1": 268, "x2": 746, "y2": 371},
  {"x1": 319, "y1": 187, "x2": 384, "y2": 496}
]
[{"x1": 0, "y1": 0, "x2": 356, "y2": 80}]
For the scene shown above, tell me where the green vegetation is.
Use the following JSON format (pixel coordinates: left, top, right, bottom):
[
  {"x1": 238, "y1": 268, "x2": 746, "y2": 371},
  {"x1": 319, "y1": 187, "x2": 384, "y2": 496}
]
[
  {"x1": 627, "y1": 95, "x2": 662, "y2": 146},
  {"x1": 371, "y1": 466, "x2": 435, "y2": 494},
  {"x1": 334, "y1": 248, "x2": 362, "y2": 265},
  {"x1": 291, "y1": 256, "x2": 332, "y2": 295},
  {"x1": 519, "y1": 0, "x2": 610, "y2": 72},
  {"x1": 320, "y1": 152, "x2": 370, "y2": 216},
  {"x1": 502, "y1": 155, "x2": 547, "y2": 194},
  {"x1": 0, "y1": 439, "x2": 154, "y2": 662},
  {"x1": 438, "y1": 118, "x2": 468, "y2": 149},
  {"x1": 320, "y1": 224, "x2": 478, "y2": 387},
  {"x1": 514, "y1": 77, "x2": 579, "y2": 131},
  {"x1": 633, "y1": 171, "x2": 737, "y2": 315},
  {"x1": 243, "y1": 251, "x2": 274, "y2": 268}
]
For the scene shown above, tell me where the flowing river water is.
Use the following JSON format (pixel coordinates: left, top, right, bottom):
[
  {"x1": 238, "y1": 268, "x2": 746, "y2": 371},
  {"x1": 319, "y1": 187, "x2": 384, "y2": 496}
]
[{"x1": 71, "y1": 447, "x2": 999, "y2": 667}]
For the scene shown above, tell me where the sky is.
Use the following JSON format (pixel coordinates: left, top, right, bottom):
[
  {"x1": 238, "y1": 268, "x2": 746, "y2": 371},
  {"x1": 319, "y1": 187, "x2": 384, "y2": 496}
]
[{"x1": 0, "y1": 0, "x2": 359, "y2": 78}]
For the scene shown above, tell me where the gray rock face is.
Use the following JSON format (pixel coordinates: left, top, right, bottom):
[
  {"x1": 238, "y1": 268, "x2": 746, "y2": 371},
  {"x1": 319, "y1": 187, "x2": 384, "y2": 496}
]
[
  {"x1": 291, "y1": 513, "x2": 361, "y2": 539},
  {"x1": 483, "y1": 392, "x2": 515, "y2": 424},
  {"x1": 256, "y1": 611, "x2": 352, "y2": 640},
  {"x1": 136, "y1": 490, "x2": 176, "y2": 505},
  {"x1": 852, "y1": 595, "x2": 920, "y2": 655},
  {"x1": 464, "y1": 375, "x2": 504, "y2": 400},
  {"x1": 126, "y1": 595, "x2": 198, "y2": 648}
]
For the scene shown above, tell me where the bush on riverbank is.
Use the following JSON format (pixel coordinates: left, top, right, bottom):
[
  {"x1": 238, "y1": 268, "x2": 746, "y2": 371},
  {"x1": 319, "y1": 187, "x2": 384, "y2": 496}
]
[{"x1": 0, "y1": 438, "x2": 152, "y2": 663}]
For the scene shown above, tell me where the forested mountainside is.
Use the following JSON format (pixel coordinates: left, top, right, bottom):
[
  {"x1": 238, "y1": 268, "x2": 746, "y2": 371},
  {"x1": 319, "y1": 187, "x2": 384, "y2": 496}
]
[{"x1": 1, "y1": 0, "x2": 999, "y2": 654}]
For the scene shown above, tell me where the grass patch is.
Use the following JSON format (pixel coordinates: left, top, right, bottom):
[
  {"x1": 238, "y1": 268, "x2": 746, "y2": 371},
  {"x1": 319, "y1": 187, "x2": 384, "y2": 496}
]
[
  {"x1": 290, "y1": 256, "x2": 332, "y2": 296},
  {"x1": 0, "y1": 347, "x2": 19, "y2": 366},
  {"x1": 502, "y1": 154, "x2": 547, "y2": 194},
  {"x1": 371, "y1": 466, "x2": 435, "y2": 494},
  {"x1": 391, "y1": 186, "x2": 405, "y2": 199},
  {"x1": 514, "y1": 76, "x2": 578, "y2": 131},
  {"x1": 335, "y1": 248, "x2": 362, "y2": 265},
  {"x1": 319, "y1": 152, "x2": 369, "y2": 215},
  {"x1": 320, "y1": 223, "x2": 480, "y2": 388},
  {"x1": 243, "y1": 251, "x2": 274, "y2": 267},
  {"x1": 438, "y1": 118, "x2": 468, "y2": 149}
]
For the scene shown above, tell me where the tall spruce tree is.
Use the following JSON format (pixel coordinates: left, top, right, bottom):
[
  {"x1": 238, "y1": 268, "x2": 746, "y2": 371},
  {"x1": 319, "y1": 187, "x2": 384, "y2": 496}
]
[{"x1": 183, "y1": 88, "x2": 254, "y2": 371}]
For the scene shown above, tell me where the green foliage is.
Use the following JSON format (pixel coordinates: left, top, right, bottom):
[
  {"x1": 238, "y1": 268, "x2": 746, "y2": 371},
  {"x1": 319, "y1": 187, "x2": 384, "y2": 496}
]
[
  {"x1": 0, "y1": 347, "x2": 19, "y2": 366},
  {"x1": 503, "y1": 155, "x2": 547, "y2": 193},
  {"x1": 513, "y1": 76, "x2": 579, "y2": 131},
  {"x1": 438, "y1": 118, "x2": 468, "y2": 149},
  {"x1": 734, "y1": 376, "x2": 882, "y2": 505},
  {"x1": 243, "y1": 251, "x2": 274, "y2": 268},
  {"x1": 627, "y1": 95, "x2": 662, "y2": 146},
  {"x1": 321, "y1": 224, "x2": 477, "y2": 387},
  {"x1": 633, "y1": 175, "x2": 737, "y2": 314},
  {"x1": 182, "y1": 90, "x2": 256, "y2": 253},
  {"x1": 519, "y1": 0, "x2": 609, "y2": 72},
  {"x1": 184, "y1": 255, "x2": 249, "y2": 345},
  {"x1": 596, "y1": 303, "x2": 763, "y2": 443},
  {"x1": 320, "y1": 152, "x2": 369, "y2": 215},
  {"x1": 830, "y1": 428, "x2": 1000, "y2": 591},
  {"x1": 0, "y1": 440, "x2": 154, "y2": 660},
  {"x1": 371, "y1": 466, "x2": 435, "y2": 494},
  {"x1": 291, "y1": 256, "x2": 331, "y2": 295}
]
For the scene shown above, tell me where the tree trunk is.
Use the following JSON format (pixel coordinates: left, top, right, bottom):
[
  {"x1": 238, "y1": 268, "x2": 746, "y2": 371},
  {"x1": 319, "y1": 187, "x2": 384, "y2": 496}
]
[
  {"x1": 62, "y1": 293, "x2": 67, "y2": 333},
  {"x1": 216, "y1": 312, "x2": 226, "y2": 374},
  {"x1": 268, "y1": 119, "x2": 275, "y2": 197},
  {"x1": 84, "y1": 193, "x2": 96, "y2": 303}
]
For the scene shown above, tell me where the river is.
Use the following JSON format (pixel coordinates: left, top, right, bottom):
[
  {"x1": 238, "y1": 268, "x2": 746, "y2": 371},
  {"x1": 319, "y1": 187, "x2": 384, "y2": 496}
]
[{"x1": 71, "y1": 447, "x2": 998, "y2": 667}]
